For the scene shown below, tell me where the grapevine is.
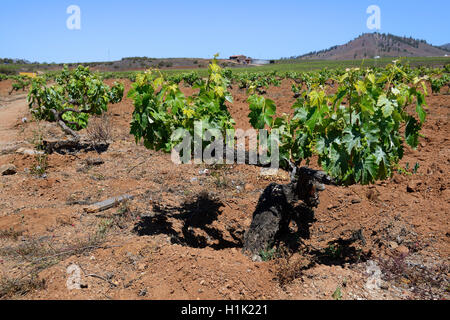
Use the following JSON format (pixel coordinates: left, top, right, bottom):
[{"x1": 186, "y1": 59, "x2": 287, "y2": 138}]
[
  {"x1": 129, "y1": 58, "x2": 431, "y2": 186},
  {"x1": 129, "y1": 54, "x2": 234, "y2": 153},
  {"x1": 27, "y1": 65, "x2": 124, "y2": 140}
]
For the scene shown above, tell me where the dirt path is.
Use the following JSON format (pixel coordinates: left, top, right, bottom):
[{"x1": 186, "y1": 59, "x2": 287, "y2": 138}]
[{"x1": 0, "y1": 94, "x2": 28, "y2": 146}]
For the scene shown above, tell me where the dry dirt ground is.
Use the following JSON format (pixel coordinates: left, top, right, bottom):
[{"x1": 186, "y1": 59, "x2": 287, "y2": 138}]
[{"x1": 0, "y1": 79, "x2": 448, "y2": 300}]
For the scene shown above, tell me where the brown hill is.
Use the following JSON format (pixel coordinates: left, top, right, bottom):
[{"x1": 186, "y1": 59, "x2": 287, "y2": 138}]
[
  {"x1": 440, "y1": 43, "x2": 450, "y2": 51},
  {"x1": 294, "y1": 33, "x2": 449, "y2": 60}
]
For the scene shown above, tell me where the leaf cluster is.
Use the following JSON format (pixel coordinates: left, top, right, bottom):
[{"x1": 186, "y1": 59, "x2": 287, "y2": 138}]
[{"x1": 27, "y1": 65, "x2": 124, "y2": 131}]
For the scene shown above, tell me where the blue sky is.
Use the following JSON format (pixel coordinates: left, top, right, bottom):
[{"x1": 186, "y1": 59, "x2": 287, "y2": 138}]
[{"x1": 0, "y1": 0, "x2": 449, "y2": 63}]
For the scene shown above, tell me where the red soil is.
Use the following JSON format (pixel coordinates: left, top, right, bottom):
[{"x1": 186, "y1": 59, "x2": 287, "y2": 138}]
[{"x1": 0, "y1": 78, "x2": 448, "y2": 300}]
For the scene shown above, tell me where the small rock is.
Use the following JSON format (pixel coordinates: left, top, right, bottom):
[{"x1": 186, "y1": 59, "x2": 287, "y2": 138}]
[
  {"x1": 351, "y1": 198, "x2": 362, "y2": 204},
  {"x1": 138, "y1": 288, "x2": 147, "y2": 297},
  {"x1": 85, "y1": 158, "x2": 104, "y2": 166},
  {"x1": 407, "y1": 180, "x2": 422, "y2": 193},
  {"x1": 366, "y1": 189, "x2": 380, "y2": 201},
  {"x1": 259, "y1": 168, "x2": 278, "y2": 176},
  {"x1": 393, "y1": 174, "x2": 405, "y2": 184},
  {"x1": 137, "y1": 263, "x2": 146, "y2": 271},
  {"x1": 244, "y1": 183, "x2": 254, "y2": 191},
  {"x1": 380, "y1": 281, "x2": 390, "y2": 290},
  {"x1": 395, "y1": 245, "x2": 409, "y2": 256},
  {"x1": 389, "y1": 241, "x2": 398, "y2": 250},
  {"x1": 105, "y1": 272, "x2": 114, "y2": 280},
  {"x1": 251, "y1": 254, "x2": 262, "y2": 262},
  {"x1": 0, "y1": 164, "x2": 17, "y2": 176}
]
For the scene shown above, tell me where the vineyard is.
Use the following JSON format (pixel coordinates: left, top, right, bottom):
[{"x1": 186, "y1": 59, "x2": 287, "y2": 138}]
[{"x1": 0, "y1": 58, "x2": 449, "y2": 300}]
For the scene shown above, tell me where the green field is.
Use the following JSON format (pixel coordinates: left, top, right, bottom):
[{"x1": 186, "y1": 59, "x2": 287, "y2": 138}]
[
  {"x1": 1, "y1": 56, "x2": 449, "y2": 79},
  {"x1": 150, "y1": 56, "x2": 450, "y2": 78}
]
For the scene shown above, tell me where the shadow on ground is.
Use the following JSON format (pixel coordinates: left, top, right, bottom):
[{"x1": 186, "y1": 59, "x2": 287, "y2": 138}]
[
  {"x1": 134, "y1": 193, "x2": 370, "y2": 266},
  {"x1": 133, "y1": 192, "x2": 243, "y2": 250},
  {"x1": 277, "y1": 205, "x2": 371, "y2": 267}
]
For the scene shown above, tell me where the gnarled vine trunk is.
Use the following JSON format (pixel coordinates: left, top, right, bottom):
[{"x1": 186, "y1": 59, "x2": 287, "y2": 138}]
[{"x1": 242, "y1": 166, "x2": 334, "y2": 259}]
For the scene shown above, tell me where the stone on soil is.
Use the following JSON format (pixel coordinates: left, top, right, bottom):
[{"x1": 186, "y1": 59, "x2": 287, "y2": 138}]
[{"x1": 0, "y1": 164, "x2": 17, "y2": 175}]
